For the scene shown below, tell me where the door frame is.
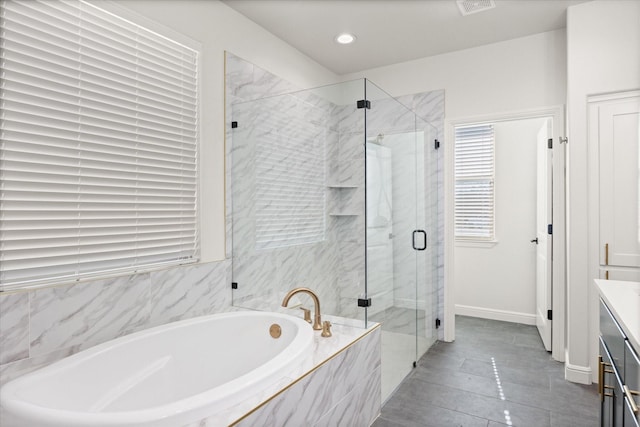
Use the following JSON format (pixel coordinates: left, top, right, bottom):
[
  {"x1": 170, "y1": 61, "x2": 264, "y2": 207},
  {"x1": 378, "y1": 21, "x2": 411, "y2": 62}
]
[{"x1": 444, "y1": 105, "x2": 566, "y2": 362}]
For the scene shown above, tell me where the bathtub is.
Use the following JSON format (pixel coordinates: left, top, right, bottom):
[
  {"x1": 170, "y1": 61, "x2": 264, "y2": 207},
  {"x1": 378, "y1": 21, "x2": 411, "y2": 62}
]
[{"x1": 0, "y1": 311, "x2": 314, "y2": 427}]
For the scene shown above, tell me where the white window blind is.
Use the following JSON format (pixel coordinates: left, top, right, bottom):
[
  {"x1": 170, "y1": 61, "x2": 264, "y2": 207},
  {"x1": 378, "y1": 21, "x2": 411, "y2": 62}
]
[
  {"x1": 254, "y1": 96, "x2": 326, "y2": 250},
  {"x1": 0, "y1": 0, "x2": 199, "y2": 290},
  {"x1": 454, "y1": 124, "x2": 495, "y2": 240}
]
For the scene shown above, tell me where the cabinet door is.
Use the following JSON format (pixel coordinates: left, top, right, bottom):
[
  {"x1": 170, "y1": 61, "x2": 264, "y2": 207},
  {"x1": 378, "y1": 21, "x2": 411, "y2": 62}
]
[
  {"x1": 601, "y1": 338, "x2": 617, "y2": 427},
  {"x1": 600, "y1": 336, "x2": 626, "y2": 427},
  {"x1": 626, "y1": 341, "x2": 640, "y2": 427},
  {"x1": 625, "y1": 398, "x2": 640, "y2": 427},
  {"x1": 594, "y1": 94, "x2": 640, "y2": 267}
]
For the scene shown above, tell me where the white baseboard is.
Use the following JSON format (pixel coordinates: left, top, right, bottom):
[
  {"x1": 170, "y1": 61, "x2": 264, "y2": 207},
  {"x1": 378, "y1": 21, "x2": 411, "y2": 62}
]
[
  {"x1": 564, "y1": 359, "x2": 593, "y2": 384},
  {"x1": 455, "y1": 304, "x2": 536, "y2": 325}
]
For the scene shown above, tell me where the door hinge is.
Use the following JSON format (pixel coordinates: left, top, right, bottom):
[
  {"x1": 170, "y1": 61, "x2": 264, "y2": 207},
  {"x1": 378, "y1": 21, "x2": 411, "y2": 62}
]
[
  {"x1": 547, "y1": 309, "x2": 552, "y2": 320},
  {"x1": 358, "y1": 298, "x2": 371, "y2": 307},
  {"x1": 435, "y1": 318, "x2": 441, "y2": 329},
  {"x1": 435, "y1": 139, "x2": 441, "y2": 150},
  {"x1": 559, "y1": 137, "x2": 568, "y2": 144},
  {"x1": 357, "y1": 297, "x2": 372, "y2": 307},
  {"x1": 547, "y1": 138, "x2": 553, "y2": 149},
  {"x1": 231, "y1": 282, "x2": 238, "y2": 290},
  {"x1": 356, "y1": 99, "x2": 371, "y2": 109},
  {"x1": 547, "y1": 224, "x2": 553, "y2": 235},
  {"x1": 231, "y1": 121, "x2": 238, "y2": 129}
]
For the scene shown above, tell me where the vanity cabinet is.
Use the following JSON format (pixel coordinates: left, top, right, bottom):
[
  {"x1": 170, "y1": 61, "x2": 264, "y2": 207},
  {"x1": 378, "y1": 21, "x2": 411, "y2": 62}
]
[
  {"x1": 625, "y1": 341, "x2": 640, "y2": 427},
  {"x1": 600, "y1": 300, "x2": 626, "y2": 427},
  {"x1": 599, "y1": 297, "x2": 640, "y2": 427}
]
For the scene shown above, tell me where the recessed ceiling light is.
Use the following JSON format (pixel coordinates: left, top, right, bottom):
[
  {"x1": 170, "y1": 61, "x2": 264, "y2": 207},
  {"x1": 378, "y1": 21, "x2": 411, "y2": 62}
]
[{"x1": 335, "y1": 33, "x2": 356, "y2": 45}]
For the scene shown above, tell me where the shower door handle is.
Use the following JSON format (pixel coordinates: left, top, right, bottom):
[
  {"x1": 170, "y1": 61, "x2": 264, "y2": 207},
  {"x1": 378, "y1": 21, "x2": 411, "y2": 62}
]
[{"x1": 412, "y1": 230, "x2": 427, "y2": 251}]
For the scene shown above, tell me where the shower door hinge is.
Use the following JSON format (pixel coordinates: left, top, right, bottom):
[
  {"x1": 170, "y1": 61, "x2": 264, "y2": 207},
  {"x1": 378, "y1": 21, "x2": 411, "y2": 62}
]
[
  {"x1": 434, "y1": 139, "x2": 441, "y2": 150},
  {"x1": 231, "y1": 282, "x2": 238, "y2": 290},
  {"x1": 356, "y1": 99, "x2": 371, "y2": 109},
  {"x1": 435, "y1": 318, "x2": 441, "y2": 329},
  {"x1": 548, "y1": 138, "x2": 553, "y2": 149},
  {"x1": 547, "y1": 310, "x2": 552, "y2": 320},
  {"x1": 357, "y1": 297, "x2": 372, "y2": 307},
  {"x1": 231, "y1": 121, "x2": 238, "y2": 129}
]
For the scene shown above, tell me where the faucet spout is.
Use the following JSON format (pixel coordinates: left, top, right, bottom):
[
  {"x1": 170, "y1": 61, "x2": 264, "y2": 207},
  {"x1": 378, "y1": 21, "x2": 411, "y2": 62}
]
[{"x1": 282, "y1": 287, "x2": 322, "y2": 331}]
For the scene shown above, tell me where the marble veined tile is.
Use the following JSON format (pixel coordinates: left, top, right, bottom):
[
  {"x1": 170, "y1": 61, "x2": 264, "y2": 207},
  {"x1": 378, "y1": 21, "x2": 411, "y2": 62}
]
[
  {"x1": 148, "y1": 261, "x2": 231, "y2": 327},
  {"x1": 314, "y1": 365, "x2": 381, "y2": 427},
  {"x1": 225, "y1": 53, "x2": 254, "y2": 99},
  {"x1": 29, "y1": 273, "x2": 151, "y2": 357},
  {"x1": 0, "y1": 344, "x2": 77, "y2": 385},
  {"x1": 236, "y1": 326, "x2": 380, "y2": 427},
  {"x1": 0, "y1": 293, "x2": 29, "y2": 364}
]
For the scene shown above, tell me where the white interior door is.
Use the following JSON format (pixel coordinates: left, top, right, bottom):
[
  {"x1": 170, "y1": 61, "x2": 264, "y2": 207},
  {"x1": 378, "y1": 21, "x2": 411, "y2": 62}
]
[{"x1": 535, "y1": 119, "x2": 552, "y2": 351}]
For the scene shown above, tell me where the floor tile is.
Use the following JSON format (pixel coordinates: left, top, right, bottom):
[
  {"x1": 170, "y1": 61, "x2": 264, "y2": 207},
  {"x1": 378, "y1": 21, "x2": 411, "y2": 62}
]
[
  {"x1": 459, "y1": 357, "x2": 551, "y2": 389},
  {"x1": 380, "y1": 391, "x2": 490, "y2": 427},
  {"x1": 550, "y1": 411, "x2": 599, "y2": 427},
  {"x1": 403, "y1": 377, "x2": 552, "y2": 427},
  {"x1": 377, "y1": 316, "x2": 599, "y2": 427}
]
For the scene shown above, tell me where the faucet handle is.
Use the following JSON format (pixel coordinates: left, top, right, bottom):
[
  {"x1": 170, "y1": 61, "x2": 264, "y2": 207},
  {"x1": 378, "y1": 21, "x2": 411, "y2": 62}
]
[
  {"x1": 300, "y1": 307, "x2": 312, "y2": 324},
  {"x1": 321, "y1": 320, "x2": 332, "y2": 338}
]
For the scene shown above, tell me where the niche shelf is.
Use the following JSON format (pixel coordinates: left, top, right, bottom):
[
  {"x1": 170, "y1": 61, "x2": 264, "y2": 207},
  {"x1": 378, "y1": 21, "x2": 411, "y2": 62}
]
[{"x1": 327, "y1": 183, "x2": 359, "y2": 189}]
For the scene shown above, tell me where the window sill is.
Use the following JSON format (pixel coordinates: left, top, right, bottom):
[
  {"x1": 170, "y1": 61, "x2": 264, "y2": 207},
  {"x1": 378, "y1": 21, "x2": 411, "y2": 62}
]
[{"x1": 455, "y1": 240, "x2": 498, "y2": 249}]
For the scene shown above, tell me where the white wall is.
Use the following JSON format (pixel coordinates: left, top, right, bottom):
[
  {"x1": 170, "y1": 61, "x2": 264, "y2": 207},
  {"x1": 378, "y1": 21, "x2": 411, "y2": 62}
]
[
  {"x1": 456, "y1": 119, "x2": 546, "y2": 324},
  {"x1": 341, "y1": 29, "x2": 567, "y2": 119},
  {"x1": 566, "y1": 0, "x2": 640, "y2": 383},
  {"x1": 114, "y1": 0, "x2": 338, "y2": 262}
]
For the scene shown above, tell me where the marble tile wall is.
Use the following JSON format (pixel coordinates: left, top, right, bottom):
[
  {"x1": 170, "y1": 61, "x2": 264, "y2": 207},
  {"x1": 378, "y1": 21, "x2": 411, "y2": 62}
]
[
  {"x1": 0, "y1": 260, "x2": 231, "y2": 384},
  {"x1": 226, "y1": 53, "x2": 346, "y2": 316},
  {"x1": 226, "y1": 55, "x2": 445, "y2": 335},
  {"x1": 234, "y1": 327, "x2": 381, "y2": 427}
]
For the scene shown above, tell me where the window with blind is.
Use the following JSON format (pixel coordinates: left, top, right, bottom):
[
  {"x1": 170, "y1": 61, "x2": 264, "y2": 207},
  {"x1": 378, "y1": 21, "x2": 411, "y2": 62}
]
[
  {"x1": 253, "y1": 96, "x2": 326, "y2": 250},
  {"x1": 0, "y1": 0, "x2": 200, "y2": 290},
  {"x1": 454, "y1": 124, "x2": 495, "y2": 241}
]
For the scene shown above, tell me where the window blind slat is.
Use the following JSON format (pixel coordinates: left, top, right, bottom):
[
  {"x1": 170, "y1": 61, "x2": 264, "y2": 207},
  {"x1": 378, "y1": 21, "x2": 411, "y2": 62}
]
[
  {"x1": 0, "y1": 0, "x2": 200, "y2": 290},
  {"x1": 454, "y1": 124, "x2": 495, "y2": 240}
]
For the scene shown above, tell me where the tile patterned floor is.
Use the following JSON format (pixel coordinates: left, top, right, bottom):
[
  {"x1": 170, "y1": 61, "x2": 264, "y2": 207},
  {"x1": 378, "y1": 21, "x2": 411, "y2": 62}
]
[{"x1": 373, "y1": 316, "x2": 599, "y2": 427}]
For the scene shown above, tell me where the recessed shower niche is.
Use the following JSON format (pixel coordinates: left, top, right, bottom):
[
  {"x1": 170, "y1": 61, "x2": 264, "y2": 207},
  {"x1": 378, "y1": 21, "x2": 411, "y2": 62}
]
[{"x1": 226, "y1": 55, "x2": 443, "y2": 402}]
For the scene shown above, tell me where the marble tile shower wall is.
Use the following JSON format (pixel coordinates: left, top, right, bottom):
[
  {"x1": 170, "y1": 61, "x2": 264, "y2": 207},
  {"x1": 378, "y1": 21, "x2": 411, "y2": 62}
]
[
  {"x1": 227, "y1": 53, "x2": 364, "y2": 320},
  {"x1": 0, "y1": 261, "x2": 232, "y2": 384},
  {"x1": 230, "y1": 94, "x2": 342, "y2": 314},
  {"x1": 225, "y1": 54, "x2": 445, "y2": 332}
]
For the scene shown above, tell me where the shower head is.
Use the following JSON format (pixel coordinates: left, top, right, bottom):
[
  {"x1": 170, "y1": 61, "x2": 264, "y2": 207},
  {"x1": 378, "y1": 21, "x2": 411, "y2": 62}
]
[{"x1": 367, "y1": 133, "x2": 385, "y2": 145}]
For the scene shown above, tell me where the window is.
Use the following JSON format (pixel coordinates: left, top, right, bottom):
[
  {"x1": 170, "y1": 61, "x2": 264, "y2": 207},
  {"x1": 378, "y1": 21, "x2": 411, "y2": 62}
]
[
  {"x1": 0, "y1": 0, "x2": 199, "y2": 290},
  {"x1": 454, "y1": 124, "x2": 495, "y2": 240}
]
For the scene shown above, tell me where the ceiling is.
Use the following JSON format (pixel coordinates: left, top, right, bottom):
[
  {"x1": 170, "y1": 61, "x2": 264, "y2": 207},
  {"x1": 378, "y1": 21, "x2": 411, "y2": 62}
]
[{"x1": 223, "y1": 0, "x2": 590, "y2": 75}]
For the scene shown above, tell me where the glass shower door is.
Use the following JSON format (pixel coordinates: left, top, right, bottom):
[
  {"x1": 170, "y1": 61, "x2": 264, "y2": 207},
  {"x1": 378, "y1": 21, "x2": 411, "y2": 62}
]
[{"x1": 364, "y1": 80, "x2": 439, "y2": 402}]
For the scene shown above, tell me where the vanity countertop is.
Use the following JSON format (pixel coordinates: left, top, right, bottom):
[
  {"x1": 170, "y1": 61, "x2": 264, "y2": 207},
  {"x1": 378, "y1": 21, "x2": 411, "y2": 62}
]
[{"x1": 595, "y1": 279, "x2": 640, "y2": 350}]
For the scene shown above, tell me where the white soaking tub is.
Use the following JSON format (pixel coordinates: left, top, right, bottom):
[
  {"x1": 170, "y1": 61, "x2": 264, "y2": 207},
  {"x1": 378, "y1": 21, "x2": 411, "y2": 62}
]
[{"x1": 0, "y1": 311, "x2": 314, "y2": 427}]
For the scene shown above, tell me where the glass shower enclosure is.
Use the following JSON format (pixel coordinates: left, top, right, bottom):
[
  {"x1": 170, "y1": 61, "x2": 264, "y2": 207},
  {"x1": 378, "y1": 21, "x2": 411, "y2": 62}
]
[{"x1": 229, "y1": 78, "x2": 439, "y2": 402}]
